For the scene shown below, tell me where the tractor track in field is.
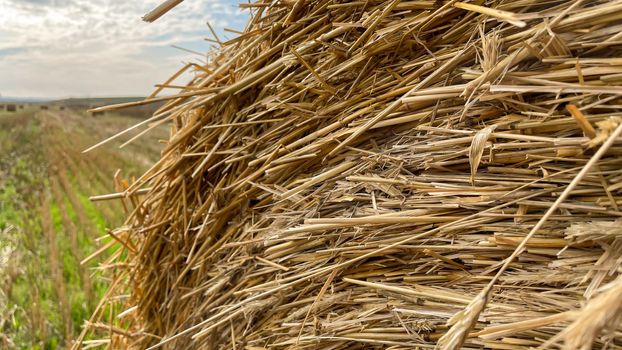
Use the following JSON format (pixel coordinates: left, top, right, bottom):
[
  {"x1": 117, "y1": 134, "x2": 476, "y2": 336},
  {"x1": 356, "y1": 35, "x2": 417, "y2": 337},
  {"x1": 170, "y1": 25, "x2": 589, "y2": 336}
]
[
  {"x1": 57, "y1": 168, "x2": 96, "y2": 238},
  {"x1": 53, "y1": 146, "x2": 121, "y2": 224},
  {"x1": 40, "y1": 193, "x2": 73, "y2": 342},
  {"x1": 49, "y1": 174, "x2": 94, "y2": 305}
]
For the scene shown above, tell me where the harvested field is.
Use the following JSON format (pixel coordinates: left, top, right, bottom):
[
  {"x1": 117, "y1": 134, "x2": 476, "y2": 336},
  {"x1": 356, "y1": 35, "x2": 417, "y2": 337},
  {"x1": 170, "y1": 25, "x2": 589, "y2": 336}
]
[
  {"x1": 0, "y1": 107, "x2": 165, "y2": 348},
  {"x1": 78, "y1": 0, "x2": 622, "y2": 349}
]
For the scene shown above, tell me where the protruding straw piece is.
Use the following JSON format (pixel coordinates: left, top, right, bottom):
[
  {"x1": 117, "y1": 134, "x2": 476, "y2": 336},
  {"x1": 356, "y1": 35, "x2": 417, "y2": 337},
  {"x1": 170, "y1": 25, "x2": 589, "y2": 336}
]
[{"x1": 143, "y1": 0, "x2": 184, "y2": 23}]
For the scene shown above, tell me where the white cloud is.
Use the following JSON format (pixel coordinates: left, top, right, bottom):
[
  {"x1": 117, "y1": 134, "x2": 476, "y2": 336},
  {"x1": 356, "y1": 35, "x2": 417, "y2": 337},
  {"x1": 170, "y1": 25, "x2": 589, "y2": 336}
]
[{"x1": 0, "y1": 0, "x2": 247, "y2": 98}]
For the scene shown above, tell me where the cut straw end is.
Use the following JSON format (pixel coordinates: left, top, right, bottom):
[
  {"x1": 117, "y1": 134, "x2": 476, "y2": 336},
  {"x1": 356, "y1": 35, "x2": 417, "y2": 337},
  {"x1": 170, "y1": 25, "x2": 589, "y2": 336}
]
[
  {"x1": 142, "y1": 0, "x2": 184, "y2": 23},
  {"x1": 454, "y1": 2, "x2": 527, "y2": 28}
]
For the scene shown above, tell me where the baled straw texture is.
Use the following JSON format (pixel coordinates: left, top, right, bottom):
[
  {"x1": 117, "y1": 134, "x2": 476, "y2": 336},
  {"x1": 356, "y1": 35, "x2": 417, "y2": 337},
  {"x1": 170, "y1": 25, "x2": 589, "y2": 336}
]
[{"x1": 81, "y1": 0, "x2": 622, "y2": 349}]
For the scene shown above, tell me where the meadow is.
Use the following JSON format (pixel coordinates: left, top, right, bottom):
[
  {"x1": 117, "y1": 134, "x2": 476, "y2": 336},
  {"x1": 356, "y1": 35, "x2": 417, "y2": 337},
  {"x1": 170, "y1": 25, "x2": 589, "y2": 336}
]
[{"x1": 0, "y1": 105, "x2": 165, "y2": 348}]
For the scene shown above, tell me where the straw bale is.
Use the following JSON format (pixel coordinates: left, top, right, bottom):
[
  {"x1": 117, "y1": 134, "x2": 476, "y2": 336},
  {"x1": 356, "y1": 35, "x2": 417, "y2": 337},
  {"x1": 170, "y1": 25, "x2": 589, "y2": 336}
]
[{"x1": 79, "y1": 1, "x2": 622, "y2": 349}]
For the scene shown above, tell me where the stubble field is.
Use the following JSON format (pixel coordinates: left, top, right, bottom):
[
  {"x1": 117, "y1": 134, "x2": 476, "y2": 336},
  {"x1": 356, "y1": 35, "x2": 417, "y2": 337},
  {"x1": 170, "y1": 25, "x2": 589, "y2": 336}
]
[{"x1": 0, "y1": 105, "x2": 165, "y2": 349}]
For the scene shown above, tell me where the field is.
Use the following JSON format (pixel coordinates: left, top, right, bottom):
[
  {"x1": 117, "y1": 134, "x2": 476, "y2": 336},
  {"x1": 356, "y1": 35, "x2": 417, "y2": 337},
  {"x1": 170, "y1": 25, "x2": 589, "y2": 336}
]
[{"x1": 0, "y1": 106, "x2": 165, "y2": 348}]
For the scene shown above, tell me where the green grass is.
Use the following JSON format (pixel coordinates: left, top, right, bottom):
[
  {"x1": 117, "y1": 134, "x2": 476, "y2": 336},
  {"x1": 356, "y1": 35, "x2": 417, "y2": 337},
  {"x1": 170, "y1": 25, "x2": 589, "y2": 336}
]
[{"x1": 73, "y1": 178, "x2": 110, "y2": 233}]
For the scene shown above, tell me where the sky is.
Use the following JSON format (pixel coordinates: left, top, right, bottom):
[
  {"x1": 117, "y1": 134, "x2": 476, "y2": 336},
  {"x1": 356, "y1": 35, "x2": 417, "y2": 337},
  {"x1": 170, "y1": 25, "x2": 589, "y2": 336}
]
[{"x1": 0, "y1": 0, "x2": 248, "y2": 99}]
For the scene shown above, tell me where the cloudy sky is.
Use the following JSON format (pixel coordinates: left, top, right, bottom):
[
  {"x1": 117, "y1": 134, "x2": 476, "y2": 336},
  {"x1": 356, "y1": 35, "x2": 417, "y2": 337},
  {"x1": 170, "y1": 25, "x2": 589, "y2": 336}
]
[{"x1": 0, "y1": 0, "x2": 248, "y2": 98}]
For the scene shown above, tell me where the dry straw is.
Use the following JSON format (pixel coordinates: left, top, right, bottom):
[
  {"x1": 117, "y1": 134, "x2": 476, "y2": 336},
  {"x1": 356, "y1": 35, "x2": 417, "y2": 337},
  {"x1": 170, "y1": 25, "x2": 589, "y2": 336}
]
[
  {"x1": 79, "y1": 0, "x2": 622, "y2": 349},
  {"x1": 142, "y1": 0, "x2": 184, "y2": 23}
]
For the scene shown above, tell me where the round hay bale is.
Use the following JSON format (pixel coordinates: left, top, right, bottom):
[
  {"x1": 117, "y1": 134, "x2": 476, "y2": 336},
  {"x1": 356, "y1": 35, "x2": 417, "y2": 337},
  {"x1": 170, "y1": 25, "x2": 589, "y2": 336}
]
[{"x1": 82, "y1": 1, "x2": 622, "y2": 349}]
